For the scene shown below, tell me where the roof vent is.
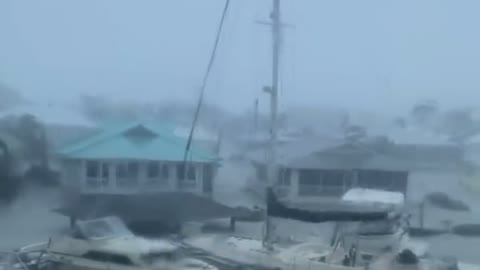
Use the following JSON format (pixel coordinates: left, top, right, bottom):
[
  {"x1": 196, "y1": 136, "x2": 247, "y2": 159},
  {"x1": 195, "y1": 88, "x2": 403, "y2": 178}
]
[{"x1": 123, "y1": 125, "x2": 157, "y2": 140}]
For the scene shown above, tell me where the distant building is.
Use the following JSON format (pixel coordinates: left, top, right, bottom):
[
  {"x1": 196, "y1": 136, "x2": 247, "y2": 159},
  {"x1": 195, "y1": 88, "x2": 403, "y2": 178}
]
[
  {"x1": 249, "y1": 137, "x2": 466, "y2": 204},
  {"x1": 368, "y1": 128, "x2": 467, "y2": 203},
  {"x1": 0, "y1": 130, "x2": 26, "y2": 176},
  {"x1": 173, "y1": 125, "x2": 220, "y2": 155},
  {"x1": 277, "y1": 143, "x2": 409, "y2": 203},
  {"x1": 0, "y1": 103, "x2": 96, "y2": 149},
  {"x1": 57, "y1": 122, "x2": 220, "y2": 197},
  {"x1": 370, "y1": 126, "x2": 452, "y2": 146},
  {"x1": 246, "y1": 137, "x2": 343, "y2": 200}
]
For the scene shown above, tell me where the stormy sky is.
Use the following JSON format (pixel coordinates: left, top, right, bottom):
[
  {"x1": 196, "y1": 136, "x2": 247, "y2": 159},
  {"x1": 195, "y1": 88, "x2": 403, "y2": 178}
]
[{"x1": 1, "y1": 0, "x2": 480, "y2": 115}]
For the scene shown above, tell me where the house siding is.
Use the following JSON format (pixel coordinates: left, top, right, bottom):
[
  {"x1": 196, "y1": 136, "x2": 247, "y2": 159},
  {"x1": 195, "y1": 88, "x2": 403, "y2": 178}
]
[
  {"x1": 61, "y1": 158, "x2": 213, "y2": 196},
  {"x1": 407, "y1": 170, "x2": 465, "y2": 203},
  {"x1": 267, "y1": 168, "x2": 408, "y2": 203}
]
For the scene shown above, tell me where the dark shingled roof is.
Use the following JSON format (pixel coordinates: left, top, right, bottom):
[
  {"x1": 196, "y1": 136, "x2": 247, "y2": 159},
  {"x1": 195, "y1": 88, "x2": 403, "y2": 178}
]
[
  {"x1": 53, "y1": 192, "x2": 245, "y2": 223},
  {"x1": 288, "y1": 143, "x2": 411, "y2": 171}
]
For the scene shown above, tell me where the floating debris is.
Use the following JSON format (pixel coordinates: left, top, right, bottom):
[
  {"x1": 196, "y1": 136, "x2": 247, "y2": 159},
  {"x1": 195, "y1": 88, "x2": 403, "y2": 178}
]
[
  {"x1": 451, "y1": 224, "x2": 480, "y2": 237},
  {"x1": 408, "y1": 227, "x2": 447, "y2": 237},
  {"x1": 425, "y1": 192, "x2": 470, "y2": 212}
]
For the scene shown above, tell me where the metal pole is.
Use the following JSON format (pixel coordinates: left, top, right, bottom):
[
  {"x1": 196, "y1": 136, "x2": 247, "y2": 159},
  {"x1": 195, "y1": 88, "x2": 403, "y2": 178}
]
[{"x1": 264, "y1": 0, "x2": 281, "y2": 248}]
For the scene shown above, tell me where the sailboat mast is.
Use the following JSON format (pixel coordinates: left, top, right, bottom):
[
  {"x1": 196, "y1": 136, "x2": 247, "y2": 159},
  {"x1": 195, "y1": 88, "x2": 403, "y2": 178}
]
[
  {"x1": 270, "y1": 0, "x2": 281, "y2": 158},
  {"x1": 264, "y1": 0, "x2": 281, "y2": 248}
]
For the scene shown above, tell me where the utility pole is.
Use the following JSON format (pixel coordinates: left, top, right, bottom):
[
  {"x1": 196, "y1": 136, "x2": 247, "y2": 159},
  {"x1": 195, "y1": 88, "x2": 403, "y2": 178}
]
[{"x1": 263, "y1": 0, "x2": 281, "y2": 249}]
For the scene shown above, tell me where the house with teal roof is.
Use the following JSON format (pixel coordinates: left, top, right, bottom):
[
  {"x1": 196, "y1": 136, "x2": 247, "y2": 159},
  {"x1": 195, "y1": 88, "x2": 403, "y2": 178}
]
[{"x1": 57, "y1": 122, "x2": 220, "y2": 196}]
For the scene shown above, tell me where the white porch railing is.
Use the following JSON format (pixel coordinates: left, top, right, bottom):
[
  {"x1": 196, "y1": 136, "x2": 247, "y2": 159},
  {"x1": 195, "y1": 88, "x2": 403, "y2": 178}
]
[{"x1": 82, "y1": 178, "x2": 202, "y2": 194}]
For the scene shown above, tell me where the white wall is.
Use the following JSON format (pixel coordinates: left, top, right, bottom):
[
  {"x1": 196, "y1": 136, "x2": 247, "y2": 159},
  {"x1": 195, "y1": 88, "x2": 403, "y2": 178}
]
[
  {"x1": 407, "y1": 170, "x2": 465, "y2": 203},
  {"x1": 60, "y1": 159, "x2": 82, "y2": 188}
]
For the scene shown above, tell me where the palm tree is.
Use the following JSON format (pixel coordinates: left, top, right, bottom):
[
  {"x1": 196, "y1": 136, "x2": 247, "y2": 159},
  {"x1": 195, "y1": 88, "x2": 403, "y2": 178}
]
[
  {"x1": 0, "y1": 138, "x2": 19, "y2": 202},
  {"x1": 16, "y1": 114, "x2": 49, "y2": 168}
]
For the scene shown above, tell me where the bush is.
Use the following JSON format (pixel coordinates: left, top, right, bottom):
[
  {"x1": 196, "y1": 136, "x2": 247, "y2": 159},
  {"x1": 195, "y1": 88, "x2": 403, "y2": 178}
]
[
  {"x1": 0, "y1": 173, "x2": 22, "y2": 203},
  {"x1": 0, "y1": 139, "x2": 22, "y2": 203}
]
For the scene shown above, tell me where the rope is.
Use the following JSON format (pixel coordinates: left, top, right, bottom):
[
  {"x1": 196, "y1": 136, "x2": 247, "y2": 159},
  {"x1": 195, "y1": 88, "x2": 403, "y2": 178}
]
[{"x1": 182, "y1": 0, "x2": 230, "y2": 172}]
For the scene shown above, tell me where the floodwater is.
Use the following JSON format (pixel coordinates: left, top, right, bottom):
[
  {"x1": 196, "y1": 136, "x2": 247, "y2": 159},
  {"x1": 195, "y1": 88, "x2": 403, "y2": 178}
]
[
  {"x1": 2, "y1": 164, "x2": 480, "y2": 264},
  {"x1": 0, "y1": 186, "x2": 66, "y2": 251},
  {"x1": 214, "y1": 162, "x2": 480, "y2": 264}
]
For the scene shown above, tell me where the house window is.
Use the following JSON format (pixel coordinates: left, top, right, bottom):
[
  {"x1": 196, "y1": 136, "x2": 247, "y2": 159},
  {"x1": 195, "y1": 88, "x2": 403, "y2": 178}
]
[
  {"x1": 298, "y1": 169, "x2": 344, "y2": 196},
  {"x1": 177, "y1": 164, "x2": 195, "y2": 181},
  {"x1": 177, "y1": 164, "x2": 185, "y2": 180},
  {"x1": 100, "y1": 163, "x2": 109, "y2": 186},
  {"x1": 102, "y1": 163, "x2": 109, "y2": 178},
  {"x1": 187, "y1": 165, "x2": 196, "y2": 180},
  {"x1": 147, "y1": 162, "x2": 159, "y2": 178},
  {"x1": 116, "y1": 164, "x2": 127, "y2": 179},
  {"x1": 127, "y1": 162, "x2": 139, "y2": 178},
  {"x1": 161, "y1": 164, "x2": 169, "y2": 179},
  {"x1": 322, "y1": 170, "x2": 344, "y2": 196},
  {"x1": 86, "y1": 161, "x2": 99, "y2": 178}
]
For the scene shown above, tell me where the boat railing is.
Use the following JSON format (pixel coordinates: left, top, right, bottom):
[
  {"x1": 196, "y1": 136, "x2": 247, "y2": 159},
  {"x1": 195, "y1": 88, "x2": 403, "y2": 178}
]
[
  {"x1": 17, "y1": 242, "x2": 49, "y2": 253},
  {"x1": 0, "y1": 250, "x2": 33, "y2": 270}
]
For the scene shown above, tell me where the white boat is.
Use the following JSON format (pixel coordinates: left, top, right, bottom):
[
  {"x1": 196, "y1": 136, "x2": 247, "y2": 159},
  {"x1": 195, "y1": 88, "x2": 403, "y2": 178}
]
[
  {"x1": 1, "y1": 217, "x2": 217, "y2": 270},
  {"x1": 186, "y1": 233, "x2": 478, "y2": 270},
  {"x1": 186, "y1": 234, "x2": 366, "y2": 270},
  {"x1": 339, "y1": 188, "x2": 421, "y2": 256}
]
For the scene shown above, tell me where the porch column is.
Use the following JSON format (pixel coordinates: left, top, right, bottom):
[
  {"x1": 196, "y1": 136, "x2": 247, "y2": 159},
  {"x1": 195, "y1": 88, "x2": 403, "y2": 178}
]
[
  {"x1": 70, "y1": 216, "x2": 77, "y2": 229},
  {"x1": 352, "y1": 169, "x2": 359, "y2": 187},
  {"x1": 290, "y1": 170, "x2": 300, "y2": 201},
  {"x1": 108, "y1": 161, "x2": 116, "y2": 190},
  {"x1": 138, "y1": 161, "x2": 147, "y2": 187},
  {"x1": 173, "y1": 162, "x2": 181, "y2": 189},
  {"x1": 164, "y1": 162, "x2": 173, "y2": 190},
  {"x1": 80, "y1": 159, "x2": 87, "y2": 192},
  {"x1": 196, "y1": 163, "x2": 203, "y2": 194}
]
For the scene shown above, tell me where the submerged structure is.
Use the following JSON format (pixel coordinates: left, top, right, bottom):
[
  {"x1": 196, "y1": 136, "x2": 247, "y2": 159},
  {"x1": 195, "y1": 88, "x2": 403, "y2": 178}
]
[{"x1": 55, "y1": 122, "x2": 242, "y2": 229}]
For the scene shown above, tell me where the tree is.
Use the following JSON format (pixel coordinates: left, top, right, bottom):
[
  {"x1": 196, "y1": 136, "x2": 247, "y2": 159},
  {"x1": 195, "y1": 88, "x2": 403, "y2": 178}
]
[
  {"x1": 369, "y1": 135, "x2": 394, "y2": 153},
  {"x1": 340, "y1": 112, "x2": 350, "y2": 130},
  {"x1": 13, "y1": 114, "x2": 59, "y2": 185},
  {"x1": 0, "y1": 83, "x2": 24, "y2": 111},
  {"x1": 344, "y1": 125, "x2": 367, "y2": 144},
  {"x1": 15, "y1": 114, "x2": 49, "y2": 166},
  {"x1": 438, "y1": 108, "x2": 476, "y2": 142},
  {"x1": 0, "y1": 138, "x2": 20, "y2": 202},
  {"x1": 411, "y1": 99, "x2": 438, "y2": 126},
  {"x1": 393, "y1": 117, "x2": 407, "y2": 129}
]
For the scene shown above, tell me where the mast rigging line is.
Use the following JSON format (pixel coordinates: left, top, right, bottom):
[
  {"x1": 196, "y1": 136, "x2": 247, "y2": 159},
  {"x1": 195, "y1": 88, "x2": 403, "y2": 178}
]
[{"x1": 182, "y1": 0, "x2": 230, "y2": 169}]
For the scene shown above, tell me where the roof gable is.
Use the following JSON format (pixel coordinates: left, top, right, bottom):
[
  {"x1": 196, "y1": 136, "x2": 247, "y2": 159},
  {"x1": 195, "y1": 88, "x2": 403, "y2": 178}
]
[{"x1": 123, "y1": 124, "x2": 158, "y2": 138}]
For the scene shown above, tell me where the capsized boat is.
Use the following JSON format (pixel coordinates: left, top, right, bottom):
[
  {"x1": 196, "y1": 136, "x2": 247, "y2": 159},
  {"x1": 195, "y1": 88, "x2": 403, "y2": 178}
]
[
  {"x1": 1, "y1": 216, "x2": 218, "y2": 270},
  {"x1": 48, "y1": 216, "x2": 217, "y2": 270}
]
